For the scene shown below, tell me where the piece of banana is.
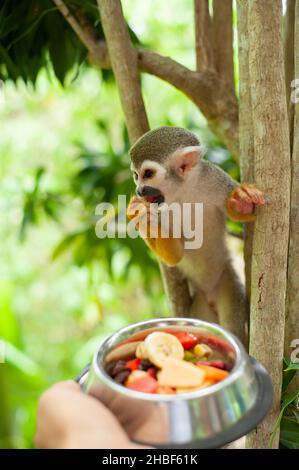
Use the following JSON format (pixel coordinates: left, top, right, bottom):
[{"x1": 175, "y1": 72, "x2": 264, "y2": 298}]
[
  {"x1": 144, "y1": 332, "x2": 184, "y2": 368},
  {"x1": 136, "y1": 342, "x2": 148, "y2": 360}
]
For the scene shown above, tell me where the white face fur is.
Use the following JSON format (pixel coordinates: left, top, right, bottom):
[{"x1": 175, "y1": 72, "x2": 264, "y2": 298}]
[{"x1": 131, "y1": 145, "x2": 206, "y2": 205}]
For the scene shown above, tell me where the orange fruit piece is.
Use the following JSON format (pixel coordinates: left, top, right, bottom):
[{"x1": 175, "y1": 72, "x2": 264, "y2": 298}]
[{"x1": 196, "y1": 364, "x2": 229, "y2": 382}]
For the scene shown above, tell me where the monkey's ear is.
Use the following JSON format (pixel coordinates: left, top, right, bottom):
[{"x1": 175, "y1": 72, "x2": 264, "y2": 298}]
[{"x1": 171, "y1": 145, "x2": 205, "y2": 176}]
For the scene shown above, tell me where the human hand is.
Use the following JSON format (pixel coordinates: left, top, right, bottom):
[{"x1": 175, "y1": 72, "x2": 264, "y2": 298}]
[{"x1": 35, "y1": 381, "x2": 147, "y2": 449}]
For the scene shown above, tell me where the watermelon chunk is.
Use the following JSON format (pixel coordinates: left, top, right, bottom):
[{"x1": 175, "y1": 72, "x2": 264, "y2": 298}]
[{"x1": 126, "y1": 374, "x2": 158, "y2": 393}]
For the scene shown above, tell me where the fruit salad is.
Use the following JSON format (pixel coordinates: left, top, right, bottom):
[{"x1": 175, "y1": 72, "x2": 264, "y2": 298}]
[{"x1": 104, "y1": 329, "x2": 234, "y2": 395}]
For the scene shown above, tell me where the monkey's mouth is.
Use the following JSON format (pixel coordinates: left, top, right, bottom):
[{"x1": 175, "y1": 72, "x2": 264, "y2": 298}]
[
  {"x1": 144, "y1": 194, "x2": 165, "y2": 205},
  {"x1": 137, "y1": 186, "x2": 165, "y2": 205}
]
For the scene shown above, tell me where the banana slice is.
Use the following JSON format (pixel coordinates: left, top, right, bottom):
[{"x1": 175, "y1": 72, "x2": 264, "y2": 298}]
[
  {"x1": 144, "y1": 332, "x2": 184, "y2": 368},
  {"x1": 136, "y1": 342, "x2": 148, "y2": 359}
]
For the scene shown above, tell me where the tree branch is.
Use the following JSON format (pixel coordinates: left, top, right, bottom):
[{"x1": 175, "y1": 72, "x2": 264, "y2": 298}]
[
  {"x1": 53, "y1": 0, "x2": 239, "y2": 157},
  {"x1": 97, "y1": 0, "x2": 149, "y2": 142},
  {"x1": 212, "y1": 0, "x2": 235, "y2": 91},
  {"x1": 138, "y1": 50, "x2": 239, "y2": 157},
  {"x1": 52, "y1": 0, "x2": 109, "y2": 68},
  {"x1": 96, "y1": 0, "x2": 193, "y2": 315},
  {"x1": 237, "y1": 0, "x2": 254, "y2": 301},
  {"x1": 194, "y1": 0, "x2": 213, "y2": 72}
]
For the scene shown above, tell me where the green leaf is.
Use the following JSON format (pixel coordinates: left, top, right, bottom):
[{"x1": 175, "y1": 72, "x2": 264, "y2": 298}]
[
  {"x1": 284, "y1": 362, "x2": 299, "y2": 372},
  {"x1": 42, "y1": 196, "x2": 61, "y2": 221},
  {"x1": 270, "y1": 388, "x2": 299, "y2": 448},
  {"x1": 292, "y1": 410, "x2": 299, "y2": 423},
  {"x1": 0, "y1": 42, "x2": 19, "y2": 80},
  {"x1": 283, "y1": 358, "x2": 299, "y2": 393},
  {"x1": 52, "y1": 232, "x2": 80, "y2": 260},
  {"x1": 33, "y1": 167, "x2": 45, "y2": 194},
  {"x1": 48, "y1": 38, "x2": 67, "y2": 84},
  {"x1": 280, "y1": 416, "x2": 299, "y2": 449}
]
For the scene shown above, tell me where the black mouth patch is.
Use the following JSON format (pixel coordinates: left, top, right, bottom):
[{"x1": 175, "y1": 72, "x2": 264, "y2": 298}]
[
  {"x1": 136, "y1": 186, "x2": 165, "y2": 205},
  {"x1": 144, "y1": 194, "x2": 165, "y2": 205}
]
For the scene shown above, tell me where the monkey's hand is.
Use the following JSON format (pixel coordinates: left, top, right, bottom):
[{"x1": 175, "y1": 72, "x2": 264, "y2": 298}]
[
  {"x1": 226, "y1": 184, "x2": 266, "y2": 222},
  {"x1": 127, "y1": 196, "x2": 184, "y2": 266}
]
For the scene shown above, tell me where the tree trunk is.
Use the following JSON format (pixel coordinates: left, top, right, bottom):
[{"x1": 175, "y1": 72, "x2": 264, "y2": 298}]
[
  {"x1": 237, "y1": 0, "x2": 255, "y2": 302},
  {"x1": 285, "y1": 0, "x2": 299, "y2": 390},
  {"x1": 245, "y1": 0, "x2": 291, "y2": 449},
  {"x1": 284, "y1": 0, "x2": 296, "y2": 147}
]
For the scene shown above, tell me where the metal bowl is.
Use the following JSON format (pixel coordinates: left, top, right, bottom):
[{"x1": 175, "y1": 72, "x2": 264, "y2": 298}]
[{"x1": 79, "y1": 318, "x2": 273, "y2": 449}]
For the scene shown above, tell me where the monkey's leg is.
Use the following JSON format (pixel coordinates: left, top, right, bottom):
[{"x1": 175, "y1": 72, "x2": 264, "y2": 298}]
[
  {"x1": 214, "y1": 263, "x2": 249, "y2": 349},
  {"x1": 189, "y1": 288, "x2": 218, "y2": 324}
]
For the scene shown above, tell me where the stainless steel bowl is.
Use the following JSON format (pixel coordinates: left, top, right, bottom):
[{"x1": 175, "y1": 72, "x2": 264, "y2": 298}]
[{"x1": 79, "y1": 318, "x2": 273, "y2": 449}]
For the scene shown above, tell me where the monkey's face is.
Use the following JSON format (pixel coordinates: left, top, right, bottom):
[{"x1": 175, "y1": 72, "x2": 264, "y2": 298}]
[
  {"x1": 131, "y1": 146, "x2": 204, "y2": 206},
  {"x1": 131, "y1": 160, "x2": 166, "y2": 205}
]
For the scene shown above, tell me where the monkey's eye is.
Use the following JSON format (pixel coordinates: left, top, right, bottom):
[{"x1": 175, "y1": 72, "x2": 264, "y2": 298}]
[{"x1": 143, "y1": 169, "x2": 154, "y2": 179}]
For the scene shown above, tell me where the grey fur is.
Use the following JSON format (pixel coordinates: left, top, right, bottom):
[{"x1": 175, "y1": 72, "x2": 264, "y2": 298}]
[{"x1": 129, "y1": 126, "x2": 200, "y2": 168}]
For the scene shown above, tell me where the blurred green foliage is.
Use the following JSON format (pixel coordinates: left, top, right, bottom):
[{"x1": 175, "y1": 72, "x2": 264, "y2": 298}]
[{"x1": 0, "y1": 0, "x2": 256, "y2": 450}]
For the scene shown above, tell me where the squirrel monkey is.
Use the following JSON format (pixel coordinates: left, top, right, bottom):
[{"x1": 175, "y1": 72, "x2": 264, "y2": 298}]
[{"x1": 127, "y1": 127, "x2": 265, "y2": 346}]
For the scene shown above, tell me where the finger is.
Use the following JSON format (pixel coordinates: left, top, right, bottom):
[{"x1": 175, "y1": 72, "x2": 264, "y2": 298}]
[
  {"x1": 240, "y1": 185, "x2": 265, "y2": 205},
  {"x1": 230, "y1": 197, "x2": 254, "y2": 215},
  {"x1": 51, "y1": 380, "x2": 80, "y2": 392},
  {"x1": 255, "y1": 194, "x2": 266, "y2": 205},
  {"x1": 233, "y1": 187, "x2": 252, "y2": 204}
]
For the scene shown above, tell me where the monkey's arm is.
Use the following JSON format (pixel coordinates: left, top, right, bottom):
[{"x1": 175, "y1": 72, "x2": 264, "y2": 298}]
[
  {"x1": 204, "y1": 162, "x2": 265, "y2": 222},
  {"x1": 127, "y1": 197, "x2": 184, "y2": 266}
]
